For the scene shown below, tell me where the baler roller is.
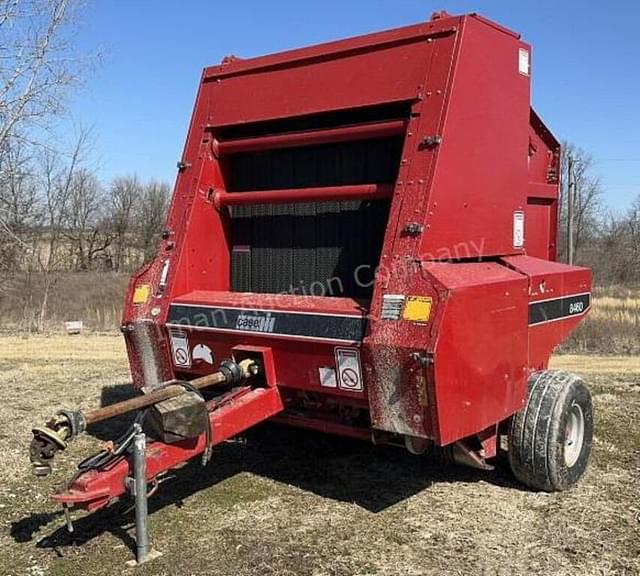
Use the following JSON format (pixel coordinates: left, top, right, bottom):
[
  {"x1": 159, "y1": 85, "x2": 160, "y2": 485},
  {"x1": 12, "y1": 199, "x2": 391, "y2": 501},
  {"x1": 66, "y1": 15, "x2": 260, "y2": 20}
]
[
  {"x1": 214, "y1": 118, "x2": 407, "y2": 155},
  {"x1": 214, "y1": 182, "x2": 393, "y2": 208}
]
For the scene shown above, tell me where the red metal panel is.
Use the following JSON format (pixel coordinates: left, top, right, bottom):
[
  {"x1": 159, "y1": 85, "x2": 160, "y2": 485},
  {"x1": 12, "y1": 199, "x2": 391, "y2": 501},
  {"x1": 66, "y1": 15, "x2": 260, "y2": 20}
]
[
  {"x1": 529, "y1": 109, "x2": 560, "y2": 185},
  {"x1": 426, "y1": 262, "x2": 529, "y2": 445},
  {"x1": 168, "y1": 291, "x2": 370, "y2": 402},
  {"x1": 527, "y1": 110, "x2": 560, "y2": 260},
  {"x1": 525, "y1": 198, "x2": 557, "y2": 260},
  {"x1": 205, "y1": 22, "x2": 456, "y2": 82},
  {"x1": 173, "y1": 290, "x2": 365, "y2": 316},
  {"x1": 363, "y1": 18, "x2": 459, "y2": 439},
  {"x1": 204, "y1": 23, "x2": 458, "y2": 127},
  {"x1": 414, "y1": 15, "x2": 531, "y2": 259},
  {"x1": 528, "y1": 182, "x2": 558, "y2": 200},
  {"x1": 501, "y1": 255, "x2": 592, "y2": 370}
]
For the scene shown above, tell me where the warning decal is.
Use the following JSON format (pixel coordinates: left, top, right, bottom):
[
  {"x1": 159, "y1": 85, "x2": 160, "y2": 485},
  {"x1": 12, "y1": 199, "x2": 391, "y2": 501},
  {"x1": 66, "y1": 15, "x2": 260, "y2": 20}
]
[
  {"x1": 335, "y1": 347, "x2": 363, "y2": 392},
  {"x1": 513, "y1": 210, "x2": 525, "y2": 249},
  {"x1": 518, "y1": 48, "x2": 530, "y2": 76},
  {"x1": 170, "y1": 329, "x2": 191, "y2": 368},
  {"x1": 319, "y1": 367, "x2": 337, "y2": 388}
]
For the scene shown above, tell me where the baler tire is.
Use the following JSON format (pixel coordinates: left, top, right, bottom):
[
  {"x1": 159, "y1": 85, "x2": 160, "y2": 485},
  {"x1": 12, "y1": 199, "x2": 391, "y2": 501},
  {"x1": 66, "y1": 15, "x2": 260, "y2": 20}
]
[{"x1": 508, "y1": 370, "x2": 593, "y2": 492}]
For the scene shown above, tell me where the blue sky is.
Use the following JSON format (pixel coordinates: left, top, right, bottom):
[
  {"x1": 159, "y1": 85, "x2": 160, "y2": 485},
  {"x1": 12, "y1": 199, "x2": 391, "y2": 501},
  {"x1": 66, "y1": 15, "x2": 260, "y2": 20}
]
[{"x1": 70, "y1": 1, "x2": 640, "y2": 210}]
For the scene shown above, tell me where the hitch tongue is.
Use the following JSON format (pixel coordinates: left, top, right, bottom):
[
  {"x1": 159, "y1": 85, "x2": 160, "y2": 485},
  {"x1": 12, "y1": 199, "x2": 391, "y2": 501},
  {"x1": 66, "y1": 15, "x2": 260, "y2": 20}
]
[{"x1": 29, "y1": 358, "x2": 260, "y2": 476}]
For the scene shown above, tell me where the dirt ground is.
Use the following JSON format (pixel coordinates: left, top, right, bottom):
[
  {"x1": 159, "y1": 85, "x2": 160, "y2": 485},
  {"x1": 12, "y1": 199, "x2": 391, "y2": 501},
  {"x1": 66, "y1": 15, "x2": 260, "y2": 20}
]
[{"x1": 0, "y1": 335, "x2": 638, "y2": 576}]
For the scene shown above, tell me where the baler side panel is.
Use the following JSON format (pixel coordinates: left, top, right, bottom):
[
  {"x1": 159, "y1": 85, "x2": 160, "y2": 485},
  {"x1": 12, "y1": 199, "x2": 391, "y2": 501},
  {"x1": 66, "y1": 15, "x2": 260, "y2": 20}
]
[
  {"x1": 122, "y1": 76, "x2": 219, "y2": 387},
  {"x1": 502, "y1": 255, "x2": 592, "y2": 369},
  {"x1": 417, "y1": 16, "x2": 531, "y2": 259},
  {"x1": 427, "y1": 262, "x2": 529, "y2": 445},
  {"x1": 363, "y1": 271, "x2": 445, "y2": 438},
  {"x1": 363, "y1": 25, "x2": 461, "y2": 439},
  {"x1": 170, "y1": 85, "x2": 231, "y2": 298},
  {"x1": 384, "y1": 23, "x2": 461, "y2": 262},
  {"x1": 526, "y1": 109, "x2": 561, "y2": 261},
  {"x1": 365, "y1": 15, "x2": 533, "y2": 441},
  {"x1": 524, "y1": 198, "x2": 557, "y2": 262},
  {"x1": 123, "y1": 74, "x2": 234, "y2": 387}
]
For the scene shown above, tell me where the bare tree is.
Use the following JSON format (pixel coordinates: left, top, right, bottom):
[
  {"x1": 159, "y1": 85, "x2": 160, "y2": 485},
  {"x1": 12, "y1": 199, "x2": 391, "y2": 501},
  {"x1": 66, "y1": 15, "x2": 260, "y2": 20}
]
[
  {"x1": 620, "y1": 196, "x2": 640, "y2": 281},
  {"x1": 29, "y1": 129, "x2": 88, "y2": 330},
  {"x1": 0, "y1": 142, "x2": 38, "y2": 286},
  {"x1": 137, "y1": 180, "x2": 170, "y2": 262},
  {"x1": 559, "y1": 142, "x2": 603, "y2": 262},
  {"x1": 0, "y1": 0, "x2": 87, "y2": 158},
  {"x1": 63, "y1": 168, "x2": 113, "y2": 270},
  {"x1": 109, "y1": 175, "x2": 142, "y2": 272},
  {"x1": 0, "y1": 0, "x2": 92, "y2": 312}
]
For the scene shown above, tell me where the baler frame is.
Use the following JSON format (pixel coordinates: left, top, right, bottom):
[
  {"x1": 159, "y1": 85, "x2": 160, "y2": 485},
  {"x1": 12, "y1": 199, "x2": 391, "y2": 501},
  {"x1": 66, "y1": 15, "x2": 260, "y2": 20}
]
[{"x1": 29, "y1": 10, "x2": 594, "y2": 565}]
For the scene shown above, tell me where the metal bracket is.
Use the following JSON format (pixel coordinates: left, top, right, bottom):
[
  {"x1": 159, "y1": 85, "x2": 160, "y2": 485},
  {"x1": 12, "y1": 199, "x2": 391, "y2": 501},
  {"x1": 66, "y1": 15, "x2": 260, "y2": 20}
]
[
  {"x1": 420, "y1": 135, "x2": 442, "y2": 149},
  {"x1": 409, "y1": 351, "x2": 433, "y2": 367},
  {"x1": 402, "y1": 222, "x2": 424, "y2": 237}
]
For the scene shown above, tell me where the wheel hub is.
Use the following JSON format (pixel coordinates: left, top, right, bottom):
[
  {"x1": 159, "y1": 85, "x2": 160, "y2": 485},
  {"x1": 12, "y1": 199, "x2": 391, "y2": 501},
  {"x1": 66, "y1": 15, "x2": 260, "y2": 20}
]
[{"x1": 564, "y1": 402, "x2": 585, "y2": 467}]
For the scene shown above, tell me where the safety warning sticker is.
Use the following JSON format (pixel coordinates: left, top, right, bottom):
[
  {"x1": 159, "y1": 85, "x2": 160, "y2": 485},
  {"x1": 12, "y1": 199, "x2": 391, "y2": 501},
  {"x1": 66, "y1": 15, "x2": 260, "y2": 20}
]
[
  {"x1": 318, "y1": 367, "x2": 337, "y2": 388},
  {"x1": 192, "y1": 343, "x2": 214, "y2": 365},
  {"x1": 513, "y1": 210, "x2": 525, "y2": 249},
  {"x1": 518, "y1": 48, "x2": 530, "y2": 76},
  {"x1": 335, "y1": 347, "x2": 363, "y2": 392},
  {"x1": 170, "y1": 329, "x2": 191, "y2": 368}
]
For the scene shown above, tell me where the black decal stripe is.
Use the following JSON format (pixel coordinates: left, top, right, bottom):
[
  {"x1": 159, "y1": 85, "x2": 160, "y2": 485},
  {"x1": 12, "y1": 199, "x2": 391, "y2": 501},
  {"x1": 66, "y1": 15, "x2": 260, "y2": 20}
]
[
  {"x1": 167, "y1": 305, "x2": 366, "y2": 342},
  {"x1": 528, "y1": 293, "x2": 591, "y2": 326}
]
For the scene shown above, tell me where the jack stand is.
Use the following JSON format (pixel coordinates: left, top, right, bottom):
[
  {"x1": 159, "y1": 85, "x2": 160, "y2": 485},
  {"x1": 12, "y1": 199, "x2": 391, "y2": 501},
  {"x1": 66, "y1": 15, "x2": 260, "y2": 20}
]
[
  {"x1": 125, "y1": 424, "x2": 162, "y2": 567},
  {"x1": 62, "y1": 504, "x2": 74, "y2": 533}
]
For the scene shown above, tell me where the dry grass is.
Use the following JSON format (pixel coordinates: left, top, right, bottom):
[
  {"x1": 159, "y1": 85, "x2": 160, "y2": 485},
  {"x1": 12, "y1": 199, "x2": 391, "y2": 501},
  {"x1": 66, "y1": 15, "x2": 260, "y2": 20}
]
[
  {"x1": 0, "y1": 272, "x2": 129, "y2": 332},
  {"x1": 551, "y1": 354, "x2": 640, "y2": 373},
  {"x1": 561, "y1": 285, "x2": 640, "y2": 355},
  {"x1": 0, "y1": 335, "x2": 638, "y2": 576}
]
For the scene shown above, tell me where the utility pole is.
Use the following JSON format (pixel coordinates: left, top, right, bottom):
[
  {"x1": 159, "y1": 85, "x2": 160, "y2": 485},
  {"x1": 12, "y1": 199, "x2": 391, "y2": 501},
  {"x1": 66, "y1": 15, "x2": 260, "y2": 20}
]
[{"x1": 566, "y1": 154, "x2": 575, "y2": 265}]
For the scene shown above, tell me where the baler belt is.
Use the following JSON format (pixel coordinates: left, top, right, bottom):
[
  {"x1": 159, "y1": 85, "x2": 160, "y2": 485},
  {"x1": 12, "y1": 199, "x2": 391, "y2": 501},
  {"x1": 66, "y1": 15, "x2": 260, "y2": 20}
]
[
  {"x1": 230, "y1": 200, "x2": 389, "y2": 298},
  {"x1": 227, "y1": 134, "x2": 400, "y2": 298}
]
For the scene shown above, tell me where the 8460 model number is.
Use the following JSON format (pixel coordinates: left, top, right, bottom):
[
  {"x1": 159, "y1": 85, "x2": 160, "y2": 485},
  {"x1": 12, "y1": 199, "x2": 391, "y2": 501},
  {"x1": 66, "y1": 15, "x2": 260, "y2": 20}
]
[{"x1": 569, "y1": 301, "x2": 585, "y2": 314}]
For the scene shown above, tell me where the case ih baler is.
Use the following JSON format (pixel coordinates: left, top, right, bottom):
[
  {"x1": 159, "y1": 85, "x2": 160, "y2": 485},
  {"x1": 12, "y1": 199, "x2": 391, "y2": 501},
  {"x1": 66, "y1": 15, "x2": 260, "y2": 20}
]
[{"x1": 31, "y1": 11, "x2": 593, "y2": 563}]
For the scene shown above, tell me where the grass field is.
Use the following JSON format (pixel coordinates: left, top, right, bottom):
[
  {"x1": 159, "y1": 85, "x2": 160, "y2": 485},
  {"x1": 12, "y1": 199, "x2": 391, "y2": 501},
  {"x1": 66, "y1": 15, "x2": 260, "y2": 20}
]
[
  {"x1": 563, "y1": 285, "x2": 640, "y2": 355},
  {"x1": 0, "y1": 335, "x2": 639, "y2": 576}
]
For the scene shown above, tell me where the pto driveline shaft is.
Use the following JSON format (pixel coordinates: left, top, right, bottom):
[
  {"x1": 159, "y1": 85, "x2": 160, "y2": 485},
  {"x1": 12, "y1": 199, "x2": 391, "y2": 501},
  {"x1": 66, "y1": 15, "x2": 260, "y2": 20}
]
[{"x1": 83, "y1": 370, "x2": 227, "y2": 425}]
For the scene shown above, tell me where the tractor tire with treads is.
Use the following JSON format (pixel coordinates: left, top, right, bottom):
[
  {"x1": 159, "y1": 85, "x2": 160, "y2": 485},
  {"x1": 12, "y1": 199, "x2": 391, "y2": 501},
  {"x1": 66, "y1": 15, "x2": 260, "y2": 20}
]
[{"x1": 508, "y1": 370, "x2": 593, "y2": 491}]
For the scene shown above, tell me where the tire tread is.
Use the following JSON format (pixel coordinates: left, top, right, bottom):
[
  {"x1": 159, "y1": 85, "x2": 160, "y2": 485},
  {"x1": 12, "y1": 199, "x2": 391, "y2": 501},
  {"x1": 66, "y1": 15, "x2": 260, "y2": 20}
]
[{"x1": 508, "y1": 370, "x2": 592, "y2": 492}]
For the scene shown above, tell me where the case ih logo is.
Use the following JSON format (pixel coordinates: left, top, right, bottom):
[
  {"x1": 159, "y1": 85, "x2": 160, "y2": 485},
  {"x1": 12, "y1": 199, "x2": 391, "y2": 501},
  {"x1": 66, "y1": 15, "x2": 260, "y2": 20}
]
[{"x1": 235, "y1": 312, "x2": 276, "y2": 333}]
